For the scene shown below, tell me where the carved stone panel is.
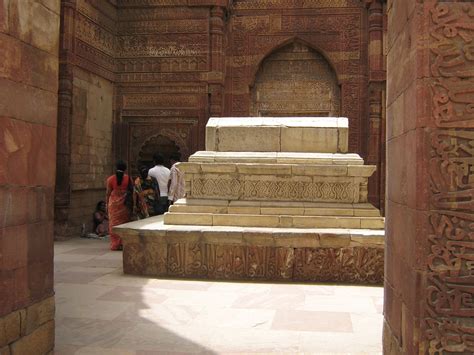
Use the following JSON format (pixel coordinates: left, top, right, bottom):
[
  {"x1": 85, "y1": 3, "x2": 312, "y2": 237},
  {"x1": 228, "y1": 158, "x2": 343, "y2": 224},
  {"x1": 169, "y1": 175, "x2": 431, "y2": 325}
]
[
  {"x1": 424, "y1": 4, "x2": 474, "y2": 353},
  {"x1": 123, "y1": 239, "x2": 382, "y2": 284},
  {"x1": 189, "y1": 175, "x2": 360, "y2": 203},
  {"x1": 294, "y1": 247, "x2": 384, "y2": 284},
  {"x1": 250, "y1": 42, "x2": 341, "y2": 117},
  {"x1": 127, "y1": 118, "x2": 198, "y2": 171}
]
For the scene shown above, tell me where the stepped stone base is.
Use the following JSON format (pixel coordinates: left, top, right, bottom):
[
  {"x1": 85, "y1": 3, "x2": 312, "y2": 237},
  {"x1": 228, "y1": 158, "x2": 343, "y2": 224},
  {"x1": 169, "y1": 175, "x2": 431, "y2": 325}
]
[
  {"x1": 114, "y1": 216, "x2": 384, "y2": 285},
  {"x1": 116, "y1": 117, "x2": 384, "y2": 285},
  {"x1": 166, "y1": 199, "x2": 384, "y2": 229}
]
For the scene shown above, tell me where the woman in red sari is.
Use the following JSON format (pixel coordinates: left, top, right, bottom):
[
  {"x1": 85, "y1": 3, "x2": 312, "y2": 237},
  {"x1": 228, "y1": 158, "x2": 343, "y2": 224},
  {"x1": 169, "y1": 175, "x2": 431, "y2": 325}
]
[{"x1": 106, "y1": 160, "x2": 131, "y2": 250}]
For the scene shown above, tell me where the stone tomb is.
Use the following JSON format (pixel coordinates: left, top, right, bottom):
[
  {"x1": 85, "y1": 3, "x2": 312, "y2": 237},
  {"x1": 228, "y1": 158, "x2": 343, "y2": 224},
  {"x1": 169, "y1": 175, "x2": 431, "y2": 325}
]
[{"x1": 115, "y1": 117, "x2": 384, "y2": 284}]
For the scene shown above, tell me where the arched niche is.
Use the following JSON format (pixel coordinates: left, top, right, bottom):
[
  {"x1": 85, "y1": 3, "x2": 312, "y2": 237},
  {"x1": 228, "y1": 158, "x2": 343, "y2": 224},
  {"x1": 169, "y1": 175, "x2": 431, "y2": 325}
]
[
  {"x1": 250, "y1": 41, "x2": 341, "y2": 117},
  {"x1": 135, "y1": 134, "x2": 181, "y2": 171}
]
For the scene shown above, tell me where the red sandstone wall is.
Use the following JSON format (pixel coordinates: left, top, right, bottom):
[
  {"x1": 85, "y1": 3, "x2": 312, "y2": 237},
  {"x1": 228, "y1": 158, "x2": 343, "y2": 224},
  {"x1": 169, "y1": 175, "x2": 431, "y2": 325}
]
[
  {"x1": 56, "y1": 0, "x2": 387, "y2": 237},
  {"x1": 0, "y1": 0, "x2": 59, "y2": 352},
  {"x1": 115, "y1": 4, "x2": 210, "y2": 164},
  {"x1": 385, "y1": 1, "x2": 474, "y2": 353},
  {"x1": 225, "y1": 0, "x2": 369, "y2": 153},
  {"x1": 113, "y1": 1, "x2": 383, "y2": 202},
  {"x1": 55, "y1": 0, "x2": 116, "y2": 238}
]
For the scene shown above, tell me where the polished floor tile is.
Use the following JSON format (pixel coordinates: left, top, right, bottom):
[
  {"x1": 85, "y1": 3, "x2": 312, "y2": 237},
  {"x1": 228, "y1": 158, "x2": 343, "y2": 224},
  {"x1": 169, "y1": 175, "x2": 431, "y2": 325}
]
[
  {"x1": 55, "y1": 238, "x2": 383, "y2": 354},
  {"x1": 271, "y1": 309, "x2": 353, "y2": 332}
]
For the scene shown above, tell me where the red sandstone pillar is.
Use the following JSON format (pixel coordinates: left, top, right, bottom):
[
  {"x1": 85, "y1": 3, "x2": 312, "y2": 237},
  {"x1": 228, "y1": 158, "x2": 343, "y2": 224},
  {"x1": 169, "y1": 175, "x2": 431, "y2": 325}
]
[
  {"x1": 55, "y1": 0, "x2": 76, "y2": 239},
  {"x1": 209, "y1": 6, "x2": 226, "y2": 117},
  {"x1": 385, "y1": 1, "x2": 474, "y2": 353},
  {"x1": 366, "y1": 0, "x2": 386, "y2": 211}
]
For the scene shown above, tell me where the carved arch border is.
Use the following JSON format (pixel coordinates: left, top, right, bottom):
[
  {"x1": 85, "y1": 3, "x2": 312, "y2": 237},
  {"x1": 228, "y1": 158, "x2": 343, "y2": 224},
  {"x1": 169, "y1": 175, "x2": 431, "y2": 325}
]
[
  {"x1": 138, "y1": 129, "x2": 190, "y2": 159},
  {"x1": 129, "y1": 124, "x2": 194, "y2": 170}
]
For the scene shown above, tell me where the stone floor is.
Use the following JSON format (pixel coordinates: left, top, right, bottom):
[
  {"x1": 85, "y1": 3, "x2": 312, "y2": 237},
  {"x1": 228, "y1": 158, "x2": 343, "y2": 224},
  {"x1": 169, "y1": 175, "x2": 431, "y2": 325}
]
[{"x1": 54, "y1": 238, "x2": 384, "y2": 354}]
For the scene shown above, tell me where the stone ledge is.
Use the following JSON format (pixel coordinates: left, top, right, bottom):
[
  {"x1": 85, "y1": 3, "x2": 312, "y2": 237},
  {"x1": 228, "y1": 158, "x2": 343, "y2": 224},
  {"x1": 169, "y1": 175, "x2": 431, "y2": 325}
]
[
  {"x1": 187, "y1": 151, "x2": 364, "y2": 165},
  {"x1": 183, "y1": 162, "x2": 375, "y2": 177},
  {"x1": 163, "y1": 212, "x2": 385, "y2": 230},
  {"x1": 115, "y1": 215, "x2": 385, "y2": 247},
  {"x1": 176, "y1": 198, "x2": 379, "y2": 211}
]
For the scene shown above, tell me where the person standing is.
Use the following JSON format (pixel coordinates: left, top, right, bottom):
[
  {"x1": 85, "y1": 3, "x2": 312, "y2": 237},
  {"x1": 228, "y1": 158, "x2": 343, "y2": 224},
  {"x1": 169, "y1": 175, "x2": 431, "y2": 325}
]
[
  {"x1": 133, "y1": 165, "x2": 161, "y2": 219},
  {"x1": 106, "y1": 160, "x2": 132, "y2": 250},
  {"x1": 148, "y1": 153, "x2": 170, "y2": 214},
  {"x1": 168, "y1": 153, "x2": 186, "y2": 204}
]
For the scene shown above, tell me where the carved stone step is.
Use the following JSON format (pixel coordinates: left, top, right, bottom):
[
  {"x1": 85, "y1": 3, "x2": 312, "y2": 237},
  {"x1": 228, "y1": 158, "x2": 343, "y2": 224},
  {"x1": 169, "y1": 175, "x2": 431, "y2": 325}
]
[
  {"x1": 169, "y1": 203, "x2": 381, "y2": 217},
  {"x1": 164, "y1": 212, "x2": 385, "y2": 229}
]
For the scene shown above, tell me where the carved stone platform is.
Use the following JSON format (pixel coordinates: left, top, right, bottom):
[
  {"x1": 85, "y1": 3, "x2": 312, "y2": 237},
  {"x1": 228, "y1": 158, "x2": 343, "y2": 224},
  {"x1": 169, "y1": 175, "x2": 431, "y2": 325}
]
[
  {"x1": 115, "y1": 216, "x2": 384, "y2": 284},
  {"x1": 115, "y1": 117, "x2": 385, "y2": 284}
]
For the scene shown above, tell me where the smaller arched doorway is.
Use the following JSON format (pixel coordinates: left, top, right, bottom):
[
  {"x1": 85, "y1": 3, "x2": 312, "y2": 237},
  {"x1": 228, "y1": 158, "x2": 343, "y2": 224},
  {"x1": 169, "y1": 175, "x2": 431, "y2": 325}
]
[
  {"x1": 135, "y1": 135, "x2": 181, "y2": 172},
  {"x1": 251, "y1": 41, "x2": 340, "y2": 117}
]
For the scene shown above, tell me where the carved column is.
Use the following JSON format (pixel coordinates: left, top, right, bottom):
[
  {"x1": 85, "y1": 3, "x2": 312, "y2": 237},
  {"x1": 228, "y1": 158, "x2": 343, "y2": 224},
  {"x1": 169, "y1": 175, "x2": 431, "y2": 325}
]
[
  {"x1": 365, "y1": 0, "x2": 386, "y2": 211},
  {"x1": 208, "y1": 6, "x2": 226, "y2": 117},
  {"x1": 55, "y1": 0, "x2": 76, "y2": 239},
  {"x1": 385, "y1": 1, "x2": 474, "y2": 353}
]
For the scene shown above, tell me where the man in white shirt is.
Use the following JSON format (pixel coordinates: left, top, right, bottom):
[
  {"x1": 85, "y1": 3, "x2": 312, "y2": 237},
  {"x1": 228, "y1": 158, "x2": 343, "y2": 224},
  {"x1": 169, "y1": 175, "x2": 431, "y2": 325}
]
[{"x1": 148, "y1": 153, "x2": 170, "y2": 214}]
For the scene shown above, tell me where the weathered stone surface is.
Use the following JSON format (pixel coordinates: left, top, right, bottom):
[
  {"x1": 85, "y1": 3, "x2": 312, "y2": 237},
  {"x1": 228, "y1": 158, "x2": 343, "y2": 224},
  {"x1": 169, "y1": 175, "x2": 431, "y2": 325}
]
[
  {"x1": 206, "y1": 117, "x2": 348, "y2": 153},
  {"x1": 0, "y1": 32, "x2": 58, "y2": 93},
  {"x1": 0, "y1": 81, "x2": 57, "y2": 128},
  {"x1": 8, "y1": 0, "x2": 59, "y2": 55},
  {"x1": 250, "y1": 42, "x2": 341, "y2": 118},
  {"x1": 25, "y1": 297, "x2": 54, "y2": 336},
  {"x1": 385, "y1": 1, "x2": 474, "y2": 353},
  {"x1": 0, "y1": 0, "x2": 57, "y2": 349},
  {"x1": 10, "y1": 320, "x2": 54, "y2": 355},
  {"x1": 0, "y1": 311, "x2": 21, "y2": 348},
  {"x1": 115, "y1": 216, "x2": 384, "y2": 285}
]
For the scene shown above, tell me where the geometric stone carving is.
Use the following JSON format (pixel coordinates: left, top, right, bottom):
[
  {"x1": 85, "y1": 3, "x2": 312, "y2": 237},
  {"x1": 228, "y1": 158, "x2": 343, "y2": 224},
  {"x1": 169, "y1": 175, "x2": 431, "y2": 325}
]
[{"x1": 192, "y1": 178, "x2": 355, "y2": 202}]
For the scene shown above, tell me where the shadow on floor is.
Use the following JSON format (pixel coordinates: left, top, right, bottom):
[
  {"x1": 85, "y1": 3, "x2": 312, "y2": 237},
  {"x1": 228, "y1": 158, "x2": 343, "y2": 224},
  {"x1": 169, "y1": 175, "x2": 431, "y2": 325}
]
[{"x1": 54, "y1": 238, "x2": 217, "y2": 354}]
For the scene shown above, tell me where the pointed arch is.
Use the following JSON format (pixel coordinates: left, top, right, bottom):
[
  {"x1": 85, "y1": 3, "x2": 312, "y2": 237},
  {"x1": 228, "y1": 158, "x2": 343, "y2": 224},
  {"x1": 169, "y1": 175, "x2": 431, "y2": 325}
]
[
  {"x1": 249, "y1": 36, "x2": 342, "y2": 89},
  {"x1": 249, "y1": 39, "x2": 341, "y2": 117}
]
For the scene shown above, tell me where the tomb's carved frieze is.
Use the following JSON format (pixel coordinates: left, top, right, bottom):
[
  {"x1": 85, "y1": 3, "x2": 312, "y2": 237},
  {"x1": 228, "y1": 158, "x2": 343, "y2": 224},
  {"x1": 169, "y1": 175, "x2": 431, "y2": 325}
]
[
  {"x1": 123, "y1": 94, "x2": 200, "y2": 109},
  {"x1": 190, "y1": 176, "x2": 359, "y2": 203},
  {"x1": 122, "y1": 240, "x2": 383, "y2": 284},
  {"x1": 118, "y1": 19, "x2": 208, "y2": 35},
  {"x1": 75, "y1": 13, "x2": 116, "y2": 57},
  {"x1": 233, "y1": 0, "x2": 361, "y2": 10},
  {"x1": 117, "y1": 57, "x2": 208, "y2": 73}
]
